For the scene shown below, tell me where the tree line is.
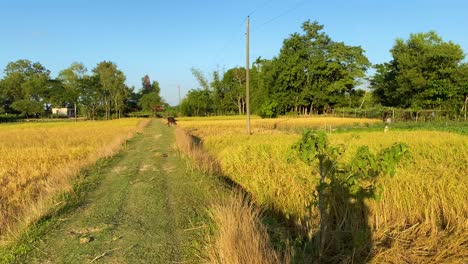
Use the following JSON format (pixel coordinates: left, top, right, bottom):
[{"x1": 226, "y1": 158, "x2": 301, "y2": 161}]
[
  {"x1": 0, "y1": 60, "x2": 163, "y2": 120},
  {"x1": 180, "y1": 20, "x2": 468, "y2": 119}
]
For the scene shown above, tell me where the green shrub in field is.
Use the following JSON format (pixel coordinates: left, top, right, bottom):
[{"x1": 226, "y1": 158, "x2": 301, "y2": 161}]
[
  {"x1": 292, "y1": 130, "x2": 408, "y2": 260},
  {"x1": 258, "y1": 100, "x2": 279, "y2": 118}
]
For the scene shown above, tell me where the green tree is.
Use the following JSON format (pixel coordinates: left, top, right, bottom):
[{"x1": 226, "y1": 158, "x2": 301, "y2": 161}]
[
  {"x1": 151, "y1": 80, "x2": 161, "y2": 95},
  {"x1": 136, "y1": 75, "x2": 163, "y2": 116},
  {"x1": 371, "y1": 31, "x2": 465, "y2": 110},
  {"x1": 0, "y1": 89, "x2": 5, "y2": 114},
  {"x1": 179, "y1": 21, "x2": 370, "y2": 117},
  {"x1": 11, "y1": 100, "x2": 43, "y2": 117},
  {"x1": 92, "y1": 61, "x2": 127, "y2": 119},
  {"x1": 141, "y1": 75, "x2": 152, "y2": 95},
  {"x1": 138, "y1": 92, "x2": 162, "y2": 116},
  {"x1": 179, "y1": 89, "x2": 213, "y2": 116},
  {"x1": 222, "y1": 67, "x2": 247, "y2": 115},
  {"x1": 267, "y1": 21, "x2": 370, "y2": 114},
  {"x1": 58, "y1": 62, "x2": 87, "y2": 119},
  {"x1": 179, "y1": 68, "x2": 218, "y2": 116},
  {"x1": 0, "y1": 60, "x2": 51, "y2": 116},
  {"x1": 140, "y1": 75, "x2": 161, "y2": 96},
  {"x1": 190, "y1": 68, "x2": 210, "y2": 91},
  {"x1": 45, "y1": 79, "x2": 66, "y2": 115},
  {"x1": 79, "y1": 75, "x2": 102, "y2": 120},
  {"x1": 210, "y1": 69, "x2": 226, "y2": 115},
  {"x1": 189, "y1": 68, "x2": 239, "y2": 115},
  {"x1": 455, "y1": 63, "x2": 468, "y2": 120},
  {"x1": 250, "y1": 57, "x2": 271, "y2": 115}
]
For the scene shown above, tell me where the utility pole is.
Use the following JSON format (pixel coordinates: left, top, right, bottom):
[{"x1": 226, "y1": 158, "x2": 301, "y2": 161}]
[{"x1": 246, "y1": 16, "x2": 251, "y2": 135}]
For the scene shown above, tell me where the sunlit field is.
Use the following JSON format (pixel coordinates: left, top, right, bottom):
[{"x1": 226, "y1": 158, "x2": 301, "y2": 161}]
[
  {"x1": 0, "y1": 119, "x2": 149, "y2": 238},
  {"x1": 178, "y1": 115, "x2": 380, "y2": 137},
  {"x1": 178, "y1": 116, "x2": 468, "y2": 262}
]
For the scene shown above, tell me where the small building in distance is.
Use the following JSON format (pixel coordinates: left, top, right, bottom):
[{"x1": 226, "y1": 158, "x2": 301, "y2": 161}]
[{"x1": 52, "y1": 107, "x2": 75, "y2": 117}]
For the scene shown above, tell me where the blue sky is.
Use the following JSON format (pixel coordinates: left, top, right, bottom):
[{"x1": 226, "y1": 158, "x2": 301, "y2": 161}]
[{"x1": 1, "y1": 0, "x2": 467, "y2": 105}]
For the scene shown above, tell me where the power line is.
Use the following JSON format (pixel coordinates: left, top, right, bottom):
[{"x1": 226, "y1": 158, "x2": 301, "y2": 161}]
[
  {"x1": 212, "y1": 17, "x2": 247, "y2": 67},
  {"x1": 213, "y1": 0, "x2": 308, "y2": 69},
  {"x1": 256, "y1": 0, "x2": 308, "y2": 30},
  {"x1": 212, "y1": 0, "x2": 276, "y2": 67}
]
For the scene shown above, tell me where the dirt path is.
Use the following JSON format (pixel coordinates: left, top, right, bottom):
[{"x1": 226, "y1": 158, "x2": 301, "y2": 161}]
[{"x1": 24, "y1": 120, "x2": 223, "y2": 263}]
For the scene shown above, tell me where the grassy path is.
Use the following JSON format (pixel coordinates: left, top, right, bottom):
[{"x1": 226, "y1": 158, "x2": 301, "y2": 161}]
[{"x1": 23, "y1": 120, "x2": 224, "y2": 263}]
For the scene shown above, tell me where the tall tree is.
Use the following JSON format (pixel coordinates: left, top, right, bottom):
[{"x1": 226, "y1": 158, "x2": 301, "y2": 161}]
[
  {"x1": 138, "y1": 92, "x2": 162, "y2": 116},
  {"x1": 58, "y1": 62, "x2": 87, "y2": 119},
  {"x1": 0, "y1": 60, "x2": 51, "y2": 117},
  {"x1": 211, "y1": 69, "x2": 227, "y2": 115},
  {"x1": 222, "y1": 67, "x2": 247, "y2": 115},
  {"x1": 454, "y1": 63, "x2": 468, "y2": 120},
  {"x1": 250, "y1": 57, "x2": 270, "y2": 114},
  {"x1": 0, "y1": 90, "x2": 5, "y2": 114},
  {"x1": 268, "y1": 21, "x2": 370, "y2": 114},
  {"x1": 371, "y1": 31, "x2": 465, "y2": 109},
  {"x1": 92, "y1": 61, "x2": 127, "y2": 119},
  {"x1": 180, "y1": 21, "x2": 370, "y2": 117},
  {"x1": 179, "y1": 89, "x2": 213, "y2": 116},
  {"x1": 142, "y1": 75, "x2": 152, "y2": 95},
  {"x1": 151, "y1": 80, "x2": 161, "y2": 95},
  {"x1": 79, "y1": 75, "x2": 102, "y2": 120},
  {"x1": 191, "y1": 68, "x2": 210, "y2": 91},
  {"x1": 138, "y1": 76, "x2": 163, "y2": 116}
]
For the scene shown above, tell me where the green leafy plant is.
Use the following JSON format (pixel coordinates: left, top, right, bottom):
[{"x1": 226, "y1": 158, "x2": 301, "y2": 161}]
[
  {"x1": 258, "y1": 99, "x2": 279, "y2": 118},
  {"x1": 292, "y1": 129, "x2": 408, "y2": 259}
]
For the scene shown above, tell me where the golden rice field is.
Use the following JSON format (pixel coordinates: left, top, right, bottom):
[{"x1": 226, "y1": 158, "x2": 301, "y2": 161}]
[
  {"x1": 177, "y1": 115, "x2": 380, "y2": 137},
  {"x1": 178, "y1": 116, "x2": 468, "y2": 263},
  {"x1": 0, "y1": 119, "x2": 149, "y2": 238}
]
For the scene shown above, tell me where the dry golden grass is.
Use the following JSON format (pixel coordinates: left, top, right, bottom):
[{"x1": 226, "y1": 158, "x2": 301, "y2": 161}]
[
  {"x1": 175, "y1": 127, "x2": 289, "y2": 264},
  {"x1": 178, "y1": 116, "x2": 468, "y2": 262},
  {"x1": 207, "y1": 193, "x2": 286, "y2": 264},
  {"x1": 178, "y1": 115, "x2": 380, "y2": 137},
  {"x1": 0, "y1": 118, "x2": 149, "y2": 239},
  {"x1": 175, "y1": 127, "x2": 221, "y2": 176}
]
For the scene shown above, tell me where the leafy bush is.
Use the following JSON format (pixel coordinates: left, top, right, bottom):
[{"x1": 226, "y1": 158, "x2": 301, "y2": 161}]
[
  {"x1": 258, "y1": 100, "x2": 279, "y2": 118},
  {"x1": 292, "y1": 130, "x2": 408, "y2": 259}
]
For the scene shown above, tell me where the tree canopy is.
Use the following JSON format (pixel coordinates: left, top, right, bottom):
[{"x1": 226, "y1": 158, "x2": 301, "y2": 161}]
[
  {"x1": 0, "y1": 60, "x2": 164, "y2": 120},
  {"x1": 1, "y1": 21, "x2": 467, "y2": 120},
  {"x1": 371, "y1": 31, "x2": 466, "y2": 110},
  {"x1": 179, "y1": 22, "x2": 467, "y2": 119},
  {"x1": 266, "y1": 21, "x2": 370, "y2": 114},
  {"x1": 0, "y1": 60, "x2": 51, "y2": 117},
  {"x1": 180, "y1": 20, "x2": 372, "y2": 117}
]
